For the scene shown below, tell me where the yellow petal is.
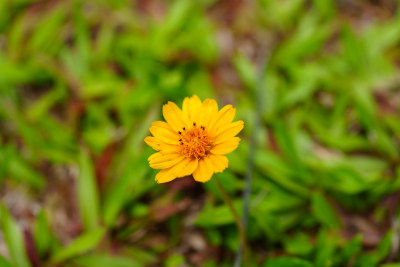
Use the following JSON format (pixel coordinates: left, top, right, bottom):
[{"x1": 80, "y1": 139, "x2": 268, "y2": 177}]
[
  {"x1": 149, "y1": 152, "x2": 182, "y2": 164},
  {"x1": 163, "y1": 101, "x2": 189, "y2": 132},
  {"x1": 208, "y1": 105, "x2": 236, "y2": 132},
  {"x1": 145, "y1": 136, "x2": 174, "y2": 151},
  {"x1": 156, "y1": 158, "x2": 198, "y2": 183},
  {"x1": 152, "y1": 121, "x2": 176, "y2": 132},
  {"x1": 155, "y1": 169, "x2": 172, "y2": 183},
  {"x1": 176, "y1": 159, "x2": 198, "y2": 178},
  {"x1": 148, "y1": 148, "x2": 180, "y2": 161},
  {"x1": 144, "y1": 136, "x2": 163, "y2": 151},
  {"x1": 193, "y1": 158, "x2": 214, "y2": 182},
  {"x1": 182, "y1": 97, "x2": 191, "y2": 120},
  {"x1": 208, "y1": 154, "x2": 228, "y2": 173},
  {"x1": 188, "y1": 95, "x2": 202, "y2": 123},
  {"x1": 210, "y1": 137, "x2": 240, "y2": 155},
  {"x1": 144, "y1": 136, "x2": 158, "y2": 150},
  {"x1": 149, "y1": 126, "x2": 179, "y2": 145},
  {"x1": 183, "y1": 95, "x2": 204, "y2": 125},
  {"x1": 197, "y1": 98, "x2": 218, "y2": 127},
  {"x1": 214, "y1": 120, "x2": 244, "y2": 144},
  {"x1": 149, "y1": 154, "x2": 185, "y2": 169},
  {"x1": 204, "y1": 156, "x2": 216, "y2": 172}
]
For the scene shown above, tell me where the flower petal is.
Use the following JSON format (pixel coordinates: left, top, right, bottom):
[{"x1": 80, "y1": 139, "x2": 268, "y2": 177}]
[
  {"x1": 182, "y1": 97, "x2": 191, "y2": 119},
  {"x1": 149, "y1": 126, "x2": 180, "y2": 145},
  {"x1": 176, "y1": 158, "x2": 198, "y2": 178},
  {"x1": 145, "y1": 136, "x2": 177, "y2": 151},
  {"x1": 163, "y1": 101, "x2": 189, "y2": 132},
  {"x1": 183, "y1": 95, "x2": 202, "y2": 123},
  {"x1": 154, "y1": 169, "x2": 172, "y2": 183},
  {"x1": 208, "y1": 105, "x2": 236, "y2": 132},
  {"x1": 148, "y1": 148, "x2": 180, "y2": 161},
  {"x1": 214, "y1": 120, "x2": 244, "y2": 144},
  {"x1": 156, "y1": 158, "x2": 198, "y2": 183},
  {"x1": 197, "y1": 98, "x2": 218, "y2": 128},
  {"x1": 210, "y1": 137, "x2": 240, "y2": 155},
  {"x1": 149, "y1": 154, "x2": 185, "y2": 169},
  {"x1": 189, "y1": 95, "x2": 202, "y2": 123},
  {"x1": 208, "y1": 154, "x2": 228, "y2": 173},
  {"x1": 193, "y1": 158, "x2": 214, "y2": 182},
  {"x1": 152, "y1": 121, "x2": 176, "y2": 133}
]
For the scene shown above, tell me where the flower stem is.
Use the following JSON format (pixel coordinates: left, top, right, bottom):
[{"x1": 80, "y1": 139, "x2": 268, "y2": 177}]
[
  {"x1": 234, "y1": 47, "x2": 270, "y2": 267},
  {"x1": 214, "y1": 176, "x2": 249, "y2": 266}
]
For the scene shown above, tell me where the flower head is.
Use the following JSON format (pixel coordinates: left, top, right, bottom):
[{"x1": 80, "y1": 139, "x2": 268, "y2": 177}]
[{"x1": 145, "y1": 95, "x2": 244, "y2": 183}]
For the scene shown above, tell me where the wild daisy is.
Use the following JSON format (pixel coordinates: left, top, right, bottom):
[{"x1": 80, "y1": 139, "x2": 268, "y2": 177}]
[{"x1": 145, "y1": 95, "x2": 244, "y2": 183}]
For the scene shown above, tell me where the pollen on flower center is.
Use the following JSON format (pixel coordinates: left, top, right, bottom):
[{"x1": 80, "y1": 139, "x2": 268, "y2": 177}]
[{"x1": 178, "y1": 122, "x2": 212, "y2": 159}]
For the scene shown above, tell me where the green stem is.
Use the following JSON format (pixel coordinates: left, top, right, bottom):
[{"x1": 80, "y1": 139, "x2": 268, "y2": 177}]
[{"x1": 214, "y1": 176, "x2": 249, "y2": 266}]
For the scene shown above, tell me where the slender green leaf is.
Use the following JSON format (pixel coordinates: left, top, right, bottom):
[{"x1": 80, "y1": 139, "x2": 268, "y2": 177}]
[
  {"x1": 263, "y1": 256, "x2": 313, "y2": 267},
  {"x1": 78, "y1": 149, "x2": 100, "y2": 231},
  {"x1": 311, "y1": 191, "x2": 340, "y2": 229},
  {"x1": 73, "y1": 254, "x2": 142, "y2": 267},
  {"x1": 50, "y1": 228, "x2": 105, "y2": 264},
  {"x1": 0, "y1": 205, "x2": 31, "y2": 267}
]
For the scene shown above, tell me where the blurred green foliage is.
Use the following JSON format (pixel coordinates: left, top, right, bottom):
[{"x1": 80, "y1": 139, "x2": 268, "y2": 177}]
[{"x1": 1, "y1": 0, "x2": 400, "y2": 266}]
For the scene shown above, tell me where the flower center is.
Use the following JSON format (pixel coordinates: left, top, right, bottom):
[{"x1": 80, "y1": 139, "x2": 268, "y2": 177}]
[{"x1": 178, "y1": 122, "x2": 212, "y2": 159}]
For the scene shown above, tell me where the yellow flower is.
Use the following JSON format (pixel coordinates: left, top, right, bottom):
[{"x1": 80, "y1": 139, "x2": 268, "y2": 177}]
[{"x1": 145, "y1": 95, "x2": 244, "y2": 183}]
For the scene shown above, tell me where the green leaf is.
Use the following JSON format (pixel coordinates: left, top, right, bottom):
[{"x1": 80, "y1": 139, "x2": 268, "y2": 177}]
[
  {"x1": 376, "y1": 230, "x2": 393, "y2": 262},
  {"x1": 0, "y1": 145, "x2": 45, "y2": 188},
  {"x1": 165, "y1": 253, "x2": 185, "y2": 267},
  {"x1": 0, "y1": 255, "x2": 14, "y2": 267},
  {"x1": 311, "y1": 191, "x2": 340, "y2": 229},
  {"x1": 255, "y1": 149, "x2": 309, "y2": 198},
  {"x1": 0, "y1": 205, "x2": 32, "y2": 267},
  {"x1": 102, "y1": 160, "x2": 149, "y2": 227},
  {"x1": 272, "y1": 121, "x2": 310, "y2": 183},
  {"x1": 73, "y1": 254, "x2": 142, "y2": 267},
  {"x1": 274, "y1": 13, "x2": 331, "y2": 63},
  {"x1": 26, "y1": 86, "x2": 67, "y2": 122},
  {"x1": 311, "y1": 0, "x2": 335, "y2": 19},
  {"x1": 77, "y1": 149, "x2": 100, "y2": 231},
  {"x1": 50, "y1": 228, "x2": 105, "y2": 264},
  {"x1": 314, "y1": 229, "x2": 338, "y2": 266},
  {"x1": 203, "y1": 172, "x2": 239, "y2": 200},
  {"x1": 81, "y1": 74, "x2": 124, "y2": 99},
  {"x1": 29, "y1": 4, "x2": 67, "y2": 54},
  {"x1": 233, "y1": 53, "x2": 256, "y2": 90},
  {"x1": 354, "y1": 230, "x2": 393, "y2": 266},
  {"x1": 103, "y1": 104, "x2": 158, "y2": 226},
  {"x1": 253, "y1": 209, "x2": 305, "y2": 241},
  {"x1": 263, "y1": 256, "x2": 313, "y2": 267},
  {"x1": 284, "y1": 232, "x2": 313, "y2": 256},
  {"x1": 336, "y1": 234, "x2": 362, "y2": 265},
  {"x1": 195, "y1": 201, "x2": 242, "y2": 227},
  {"x1": 33, "y1": 210, "x2": 56, "y2": 257}
]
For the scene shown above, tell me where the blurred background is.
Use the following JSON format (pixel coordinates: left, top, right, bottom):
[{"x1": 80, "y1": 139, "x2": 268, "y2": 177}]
[{"x1": 1, "y1": 0, "x2": 400, "y2": 266}]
